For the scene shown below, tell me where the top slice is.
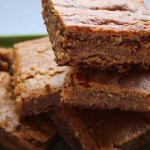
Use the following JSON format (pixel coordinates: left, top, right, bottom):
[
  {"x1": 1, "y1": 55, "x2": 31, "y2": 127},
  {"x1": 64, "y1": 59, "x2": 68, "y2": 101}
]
[{"x1": 42, "y1": 0, "x2": 150, "y2": 72}]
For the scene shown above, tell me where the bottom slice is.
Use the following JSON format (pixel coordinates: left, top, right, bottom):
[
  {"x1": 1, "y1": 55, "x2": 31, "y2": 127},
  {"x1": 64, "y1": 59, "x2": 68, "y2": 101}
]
[
  {"x1": 52, "y1": 108, "x2": 150, "y2": 150},
  {"x1": 0, "y1": 72, "x2": 57, "y2": 150}
]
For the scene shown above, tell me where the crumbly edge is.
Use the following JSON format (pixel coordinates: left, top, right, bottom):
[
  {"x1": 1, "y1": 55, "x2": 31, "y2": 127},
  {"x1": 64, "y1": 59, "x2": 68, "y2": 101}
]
[
  {"x1": 42, "y1": 0, "x2": 71, "y2": 65},
  {"x1": 42, "y1": 0, "x2": 150, "y2": 72},
  {"x1": 16, "y1": 93, "x2": 60, "y2": 118},
  {"x1": 0, "y1": 48, "x2": 13, "y2": 72}
]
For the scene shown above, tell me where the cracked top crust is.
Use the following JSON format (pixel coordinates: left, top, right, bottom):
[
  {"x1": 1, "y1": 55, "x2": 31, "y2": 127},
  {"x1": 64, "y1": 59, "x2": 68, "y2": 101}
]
[
  {"x1": 13, "y1": 37, "x2": 68, "y2": 100},
  {"x1": 55, "y1": 108, "x2": 150, "y2": 150},
  {"x1": 48, "y1": 0, "x2": 150, "y2": 34}
]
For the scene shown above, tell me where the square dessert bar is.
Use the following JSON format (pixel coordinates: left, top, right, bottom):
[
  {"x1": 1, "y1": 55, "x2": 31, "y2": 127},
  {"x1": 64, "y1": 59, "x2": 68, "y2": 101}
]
[
  {"x1": 42, "y1": 0, "x2": 150, "y2": 72},
  {"x1": 0, "y1": 72, "x2": 57, "y2": 150},
  {"x1": 0, "y1": 48, "x2": 12, "y2": 72},
  {"x1": 13, "y1": 37, "x2": 69, "y2": 117},
  {"x1": 62, "y1": 68, "x2": 150, "y2": 112},
  {"x1": 52, "y1": 108, "x2": 150, "y2": 150}
]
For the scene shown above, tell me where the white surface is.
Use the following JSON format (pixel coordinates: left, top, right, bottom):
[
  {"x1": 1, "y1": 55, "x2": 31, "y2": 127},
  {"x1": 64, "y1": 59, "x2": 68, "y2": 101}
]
[
  {"x1": 0, "y1": 0, "x2": 47, "y2": 36},
  {"x1": 0, "y1": 0, "x2": 150, "y2": 36}
]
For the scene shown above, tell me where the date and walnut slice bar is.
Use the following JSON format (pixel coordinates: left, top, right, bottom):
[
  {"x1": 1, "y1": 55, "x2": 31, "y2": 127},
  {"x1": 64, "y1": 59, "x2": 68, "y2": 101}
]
[
  {"x1": 52, "y1": 108, "x2": 150, "y2": 150},
  {"x1": 0, "y1": 72, "x2": 57, "y2": 150},
  {"x1": 42, "y1": 0, "x2": 150, "y2": 72},
  {"x1": 62, "y1": 68, "x2": 150, "y2": 112},
  {"x1": 13, "y1": 37, "x2": 69, "y2": 118}
]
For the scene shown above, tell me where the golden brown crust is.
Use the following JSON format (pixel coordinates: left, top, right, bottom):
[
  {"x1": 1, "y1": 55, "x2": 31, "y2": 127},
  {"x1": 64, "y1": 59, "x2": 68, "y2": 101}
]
[{"x1": 42, "y1": 0, "x2": 150, "y2": 72}]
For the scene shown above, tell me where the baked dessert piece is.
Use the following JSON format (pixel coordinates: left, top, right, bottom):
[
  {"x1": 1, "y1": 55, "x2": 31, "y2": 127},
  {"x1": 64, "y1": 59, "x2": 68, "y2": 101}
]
[
  {"x1": 52, "y1": 108, "x2": 150, "y2": 150},
  {"x1": 0, "y1": 48, "x2": 12, "y2": 72},
  {"x1": 13, "y1": 37, "x2": 68, "y2": 117},
  {"x1": 0, "y1": 72, "x2": 57, "y2": 150},
  {"x1": 62, "y1": 68, "x2": 150, "y2": 112},
  {"x1": 42, "y1": 0, "x2": 150, "y2": 72}
]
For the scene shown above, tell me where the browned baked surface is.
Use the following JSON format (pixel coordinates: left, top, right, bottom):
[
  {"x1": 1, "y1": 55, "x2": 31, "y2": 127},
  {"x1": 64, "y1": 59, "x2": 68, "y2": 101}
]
[
  {"x1": 0, "y1": 48, "x2": 12, "y2": 72},
  {"x1": 13, "y1": 37, "x2": 68, "y2": 117},
  {"x1": 42, "y1": 0, "x2": 150, "y2": 72},
  {"x1": 62, "y1": 68, "x2": 150, "y2": 112},
  {"x1": 52, "y1": 108, "x2": 150, "y2": 150},
  {"x1": 0, "y1": 72, "x2": 57, "y2": 150}
]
